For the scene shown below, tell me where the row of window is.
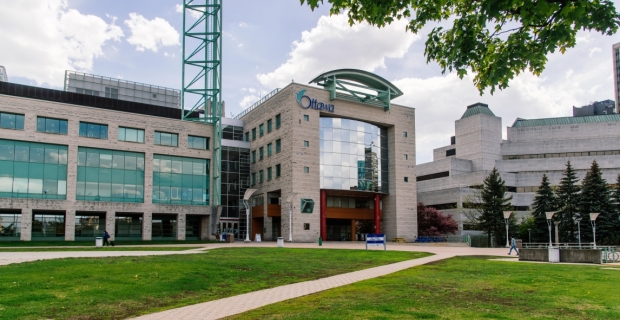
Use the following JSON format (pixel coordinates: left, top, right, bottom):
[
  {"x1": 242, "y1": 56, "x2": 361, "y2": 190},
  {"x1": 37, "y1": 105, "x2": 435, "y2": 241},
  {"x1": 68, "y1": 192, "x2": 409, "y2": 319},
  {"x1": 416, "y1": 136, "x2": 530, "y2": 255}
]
[
  {"x1": 250, "y1": 164, "x2": 282, "y2": 185},
  {"x1": 503, "y1": 150, "x2": 620, "y2": 160},
  {"x1": 0, "y1": 112, "x2": 209, "y2": 150},
  {"x1": 251, "y1": 139, "x2": 282, "y2": 163},
  {"x1": 246, "y1": 113, "x2": 282, "y2": 142}
]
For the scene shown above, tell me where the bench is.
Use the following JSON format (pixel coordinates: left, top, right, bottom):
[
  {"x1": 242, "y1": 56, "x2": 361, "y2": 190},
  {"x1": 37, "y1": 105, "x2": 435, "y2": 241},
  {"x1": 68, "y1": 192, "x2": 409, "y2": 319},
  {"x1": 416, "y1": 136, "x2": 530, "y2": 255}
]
[{"x1": 391, "y1": 237, "x2": 406, "y2": 243}]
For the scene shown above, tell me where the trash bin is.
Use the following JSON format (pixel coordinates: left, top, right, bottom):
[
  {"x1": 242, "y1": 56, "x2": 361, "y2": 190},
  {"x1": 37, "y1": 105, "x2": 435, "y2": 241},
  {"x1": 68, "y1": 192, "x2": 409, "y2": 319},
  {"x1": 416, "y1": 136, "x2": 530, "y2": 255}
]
[
  {"x1": 227, "y1": 233, "x2": 234, "y2": 243},
  {"x1": 549, "y1": 247, "x2": 560, "y2": 263},
  {"x1": 277, "y1": 237, "x2": 284, "y2": 247},
  {"x1": 95, "y1": 237, "x2": 103, "y2": 248}
]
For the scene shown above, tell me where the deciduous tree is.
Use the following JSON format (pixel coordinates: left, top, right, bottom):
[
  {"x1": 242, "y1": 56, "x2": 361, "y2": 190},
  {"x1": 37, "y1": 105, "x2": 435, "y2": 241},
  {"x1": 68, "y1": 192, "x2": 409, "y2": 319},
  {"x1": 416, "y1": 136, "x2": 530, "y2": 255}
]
[{"x1": 417, "y1": 202, "x2": 459, "y2": 236}]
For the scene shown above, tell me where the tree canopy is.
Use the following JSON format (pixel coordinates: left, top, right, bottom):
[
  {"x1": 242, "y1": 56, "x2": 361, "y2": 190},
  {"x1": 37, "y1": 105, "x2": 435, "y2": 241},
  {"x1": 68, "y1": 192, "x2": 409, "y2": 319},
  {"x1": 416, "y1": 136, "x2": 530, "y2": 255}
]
[
  {"x1": 531, "y1": 174, "x2": 557, "y2": 242},
  {"x1": 301, "y1": 0, "x2": 620, "y2": 94},
  {"x1": 417, "y1": 202, "x2": 459, "y2": 236}
]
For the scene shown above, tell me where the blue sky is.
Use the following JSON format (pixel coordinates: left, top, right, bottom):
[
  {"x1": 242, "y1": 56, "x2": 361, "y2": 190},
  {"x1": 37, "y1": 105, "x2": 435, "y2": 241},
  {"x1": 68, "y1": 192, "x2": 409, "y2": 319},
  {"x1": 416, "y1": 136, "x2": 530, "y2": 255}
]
[{"x1": 1, "y1": 0, "x2": 619, "y2": 163}]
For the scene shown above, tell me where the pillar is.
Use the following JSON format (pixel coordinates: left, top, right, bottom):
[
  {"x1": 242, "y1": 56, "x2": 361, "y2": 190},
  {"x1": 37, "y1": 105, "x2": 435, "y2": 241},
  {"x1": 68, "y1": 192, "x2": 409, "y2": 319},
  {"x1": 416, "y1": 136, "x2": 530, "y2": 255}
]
[
  {"x1": 20, "y1": 208, "x2": 32, "y2": 241},
  {"x1": 105, "y1": 211, "x2": 115, "y2": 241},
  {"x1": 64, "y1": 210, "x2": 75, "y2": 241},
  {"x1": 374, "y1": 194, "x2": 381, "y2": 234},
  {"x1": 320, "y1": 190, "x2": 327, "y2": 241},
  {"x1": 177, "y1": 213, "x2": 186, "y2": 241},
  {"x1": 142, "y1": 212, "x2": 152, "y2": 241},
  {"x1": 200, "y1": 215, "x2": 210, "y2": 240},
  {"x1": 351, "y1": 219, "x2": 356, "y2": 242}
]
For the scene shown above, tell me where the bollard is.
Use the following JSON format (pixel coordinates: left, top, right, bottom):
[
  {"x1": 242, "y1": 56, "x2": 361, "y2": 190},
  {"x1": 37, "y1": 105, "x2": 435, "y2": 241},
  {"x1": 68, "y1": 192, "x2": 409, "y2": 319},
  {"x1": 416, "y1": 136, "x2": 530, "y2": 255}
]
[{"x1": 318, "y1": 237, "x2": 322, "y2": 246}]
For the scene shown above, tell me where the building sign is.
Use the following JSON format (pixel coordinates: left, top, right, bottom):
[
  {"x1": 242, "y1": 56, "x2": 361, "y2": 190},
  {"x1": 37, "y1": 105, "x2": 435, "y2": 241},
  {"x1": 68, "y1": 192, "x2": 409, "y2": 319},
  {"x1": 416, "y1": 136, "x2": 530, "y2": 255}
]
[
  {"x1": 366, "y1": 233, "x2": 386, "y2": 251},
  {"x1": 296, "y1": 89, "x2": 335, "y2": 113}
]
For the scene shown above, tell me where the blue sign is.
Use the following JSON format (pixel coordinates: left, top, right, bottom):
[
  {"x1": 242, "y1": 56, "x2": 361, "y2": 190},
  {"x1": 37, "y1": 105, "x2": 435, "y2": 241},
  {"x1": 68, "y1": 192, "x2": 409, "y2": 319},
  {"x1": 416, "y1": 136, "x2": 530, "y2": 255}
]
[
  {"x1": 366, "y1": 233, "x2": 386, "y2": 251},
  {"x1": 296, "y1": 89, "x2": 335, "y2": 113}
]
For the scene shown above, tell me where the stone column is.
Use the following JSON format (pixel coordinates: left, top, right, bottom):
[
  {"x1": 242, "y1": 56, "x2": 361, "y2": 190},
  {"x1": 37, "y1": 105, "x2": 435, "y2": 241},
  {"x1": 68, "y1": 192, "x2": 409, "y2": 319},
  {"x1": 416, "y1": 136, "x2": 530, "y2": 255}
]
[
  {"x1": 177, "y1": 213, "x2": 186, "y2": 241},
  {"x1": 64, "y1": 210, "x2": 75, "y2": 241},
  {"x1": 20, "y1": 208, "x2": 32, "y2": 241},
  {"x1": 200, "y1": 216, "x2": 210, "y2": 240},
  {"x1": 142, "y1": 212, "x2": 152, "y2": 241},
  {"x1": 105, "y1": 211, "x2": 116, "y2": 241}
]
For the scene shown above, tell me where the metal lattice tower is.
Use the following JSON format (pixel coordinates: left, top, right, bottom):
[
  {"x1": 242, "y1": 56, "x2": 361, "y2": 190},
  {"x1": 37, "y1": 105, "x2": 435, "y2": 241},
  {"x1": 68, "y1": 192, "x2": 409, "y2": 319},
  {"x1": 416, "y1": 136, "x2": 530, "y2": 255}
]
[{"x1": 181, "y1": 0, "x2": 222, "y2": 206}]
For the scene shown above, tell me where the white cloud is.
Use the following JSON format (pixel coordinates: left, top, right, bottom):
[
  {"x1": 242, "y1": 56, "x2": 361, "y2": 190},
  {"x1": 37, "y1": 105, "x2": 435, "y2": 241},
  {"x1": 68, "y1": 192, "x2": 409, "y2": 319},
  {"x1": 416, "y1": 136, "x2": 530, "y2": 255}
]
[
  {"x1": 589, "y1": 47, "x2": 602, "y2": 57},
  {"x1": 239, "y1": 22, "x2": 249, "y2": 28},
  {"x1": 256, "y1": 13, "x2": 418, "y2": 89},
  {"x1": 0, "y1": 0, "x2": 123, "y2": 87},
  {"x1": 125, "y1": 13, "x2": 180, "y2": 52},
  {"x1": 175, "y1": 4, "x2": 202, "y2": 19}
]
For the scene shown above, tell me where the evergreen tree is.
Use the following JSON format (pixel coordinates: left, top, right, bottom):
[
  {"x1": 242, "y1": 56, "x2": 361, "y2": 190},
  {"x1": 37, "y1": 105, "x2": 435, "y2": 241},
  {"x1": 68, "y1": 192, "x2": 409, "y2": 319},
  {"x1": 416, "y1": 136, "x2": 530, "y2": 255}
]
[
  {"x1": 530, "y1": 174, "x2": 557, "y2": 242},
  {"x1": 556, "y1": 161, "x2": 581, "y2": 242},
  {"x1": 578, "y1": 160, "x2": 615, "y2": 243},
  {"x1": 479, "y1": 168, "x2": 513, "y2": 247}
]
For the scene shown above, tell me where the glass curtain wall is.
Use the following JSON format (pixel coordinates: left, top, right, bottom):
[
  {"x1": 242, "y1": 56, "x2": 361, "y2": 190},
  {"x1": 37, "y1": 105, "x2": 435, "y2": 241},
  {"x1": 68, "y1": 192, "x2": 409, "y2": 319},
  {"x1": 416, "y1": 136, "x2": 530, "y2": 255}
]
[
  {"x1": 319, "y1": 118, "x2": 389, "y2": 193},
  {"x1": 115, "y1": 214, "x2": 142, "y2": 239},
  {"x1": 221, "y1": 147, "x2": 251, "y2": 219},
  {"x1": 75, "y1": 214, "x2": 106, "y2": 238},
  {"x1": 0, "y1": 213, "x2": 20, "y2": 240},
  {"x1": 77, "y1": 147, "x2": 145, "y2": 203},
  {"x1": 152, "y1": 214, "x2": 177, "y2": 239},
  {"x1": 222, "y1": 125, "x2": 244, "y2": 141},
  {"x1": 32, "y1": 213, "x2": 65, "y2": 240},
  {"x1": 152, "y1": 155, "x2": 210, "y2": 205},
  {"x1": 0, "y1": 139, "x2": 68, "y2": 199},
  {"x1": 186, "y1": 216, "x2": 201, "y2": 240}
]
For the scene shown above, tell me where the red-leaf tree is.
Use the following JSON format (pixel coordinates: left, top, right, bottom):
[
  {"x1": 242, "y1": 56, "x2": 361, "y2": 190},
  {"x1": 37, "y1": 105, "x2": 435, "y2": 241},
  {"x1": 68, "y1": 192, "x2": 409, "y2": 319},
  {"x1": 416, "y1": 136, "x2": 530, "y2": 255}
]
[{"x1": 417, "y1": 202, "x2": 459, "y2": 236}]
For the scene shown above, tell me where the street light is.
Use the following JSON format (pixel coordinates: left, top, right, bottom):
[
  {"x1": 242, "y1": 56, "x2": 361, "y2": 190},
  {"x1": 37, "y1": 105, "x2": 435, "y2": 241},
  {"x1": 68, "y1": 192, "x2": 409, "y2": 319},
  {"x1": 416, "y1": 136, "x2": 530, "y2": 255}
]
[
  {"x1": 573, "y1": 216, "x2": 582, "y2": 248},
  {"x1": 284, "y1": 193, "x2": 298, "y2": 242},
  {"x1": 527, "y1": 228, "x2": 531, "y2": 244},
  {"x1": 243, "y1": 188, "x2": 258, "y2": 243},
  {"x1": 590, "y1": 213, "x2": 600, "y2": 249},
  {"x1": 545, "y1": 212, "x2": 557, "y2": 248},
  {"x1": 503, "y1": 211, "x2": 513, "y2": 248}
]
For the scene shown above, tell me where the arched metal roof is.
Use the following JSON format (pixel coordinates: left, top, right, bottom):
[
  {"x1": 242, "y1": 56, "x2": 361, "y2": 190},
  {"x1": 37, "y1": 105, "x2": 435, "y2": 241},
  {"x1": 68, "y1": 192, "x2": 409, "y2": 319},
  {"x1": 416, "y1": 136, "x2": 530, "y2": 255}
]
[{"x1": 309, "y1": 69, "x2": 403, "y2": 110}]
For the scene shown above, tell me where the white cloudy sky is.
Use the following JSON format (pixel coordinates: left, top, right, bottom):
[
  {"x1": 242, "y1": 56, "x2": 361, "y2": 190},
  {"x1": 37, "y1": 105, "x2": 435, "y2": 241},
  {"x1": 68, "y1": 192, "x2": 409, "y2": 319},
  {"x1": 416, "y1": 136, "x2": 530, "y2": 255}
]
[{"x1": 1, "y1": 0, "x2": 619, "y2": 164}]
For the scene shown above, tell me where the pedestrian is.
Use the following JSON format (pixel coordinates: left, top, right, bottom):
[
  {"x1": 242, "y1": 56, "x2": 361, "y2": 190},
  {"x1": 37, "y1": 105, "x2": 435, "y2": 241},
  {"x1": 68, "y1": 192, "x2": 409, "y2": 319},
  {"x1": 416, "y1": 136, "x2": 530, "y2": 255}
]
[
  {"x1": 508, "y1": 237, "x2": 519, "y2": 256},
  {"x1": 103, "y1": 230, "x2": 110, "y2": 246}
]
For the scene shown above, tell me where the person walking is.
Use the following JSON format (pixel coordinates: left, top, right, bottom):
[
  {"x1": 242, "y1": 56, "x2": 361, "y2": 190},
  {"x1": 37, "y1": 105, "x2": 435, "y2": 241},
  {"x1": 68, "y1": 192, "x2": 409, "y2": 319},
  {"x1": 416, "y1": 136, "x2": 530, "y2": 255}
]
[
  {"x1": 508, "y1": 237, "x2": 519, "y2": 256},
  {"x1": 103, "y1": 230, "x2": 111, "y2": 246}
]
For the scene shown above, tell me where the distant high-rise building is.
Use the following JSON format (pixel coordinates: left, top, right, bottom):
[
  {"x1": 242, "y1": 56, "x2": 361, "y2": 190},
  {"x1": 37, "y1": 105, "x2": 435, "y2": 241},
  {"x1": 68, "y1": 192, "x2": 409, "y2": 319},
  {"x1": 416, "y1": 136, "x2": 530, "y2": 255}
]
[
  {"x1": 0, "y1": 66, "x2": 7, "y2": 82},
  {"x1": 613, "y1": 42, "x2": 620, "y2": 112},
  {"x1": 573, "y1": 99, "x2": 615, "y2": 117}
]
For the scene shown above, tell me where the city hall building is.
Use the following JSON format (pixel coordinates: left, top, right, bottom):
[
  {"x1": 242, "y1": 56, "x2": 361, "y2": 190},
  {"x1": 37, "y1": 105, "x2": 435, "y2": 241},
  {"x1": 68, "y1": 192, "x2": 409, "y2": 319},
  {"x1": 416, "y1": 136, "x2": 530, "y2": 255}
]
[{"x1": 0, "y1": 68, "x2": 417, "y2": 243}]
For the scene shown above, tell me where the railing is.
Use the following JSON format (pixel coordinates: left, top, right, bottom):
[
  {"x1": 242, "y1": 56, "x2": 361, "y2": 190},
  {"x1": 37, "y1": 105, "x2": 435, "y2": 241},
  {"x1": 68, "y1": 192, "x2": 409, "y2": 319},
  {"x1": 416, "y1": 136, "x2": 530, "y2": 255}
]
[
  {"x1": 522, "y1": 243, "x2": 619, "y2": 263},
  {"x1": 233, "y1": 88, "x2": 281, "y2": 119},
  {"x1": 414, "y1": 235, "x2": 471, "y2": 245}
]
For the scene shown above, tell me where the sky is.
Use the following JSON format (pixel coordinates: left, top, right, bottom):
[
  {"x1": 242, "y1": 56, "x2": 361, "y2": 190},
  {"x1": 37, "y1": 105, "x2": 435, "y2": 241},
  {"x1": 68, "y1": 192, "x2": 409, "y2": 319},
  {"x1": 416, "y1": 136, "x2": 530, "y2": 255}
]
[{"x1": 1, "y1": 0, "x2": 619, "y2": 164}]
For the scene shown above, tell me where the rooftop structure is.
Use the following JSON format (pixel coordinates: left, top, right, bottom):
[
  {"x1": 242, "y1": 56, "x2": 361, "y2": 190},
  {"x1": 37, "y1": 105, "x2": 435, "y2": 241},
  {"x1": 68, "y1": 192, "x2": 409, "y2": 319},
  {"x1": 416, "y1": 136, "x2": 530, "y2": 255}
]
[
  {"x1": 572, "y1": 99, "x2": 615, "y2": 117},
  {"x1": 0, "y1": 66, "x2": 7, "y2": 82}
]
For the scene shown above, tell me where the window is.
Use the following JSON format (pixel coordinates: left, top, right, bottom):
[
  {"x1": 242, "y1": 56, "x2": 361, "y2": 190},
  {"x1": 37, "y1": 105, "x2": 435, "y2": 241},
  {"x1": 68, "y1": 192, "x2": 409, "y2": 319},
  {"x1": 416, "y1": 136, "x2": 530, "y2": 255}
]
[
  {"x1": 259, "y1": 124, "x2": 264, "y2": 137},
  {"x1": 267, "y1": 143, "x2": 272, "y2": 156},
  {"x1": 275, "y1": 114, "x2": 281, "y2": 128},
  {"x1": 446, "y1": 149, "x2": 456, "y2": 157},
  {"x1": 259, "y1": 170, "x2": 264, "y2": 183},
  {"x1": 403, "y1": 132, "x2": 408, "y2": 137},
  {"x1": 152, "y1": 154, "x2": 210, "y2": 205},
  {"x1": 304, "y1": 166, "x2": 309, "y2": 173},
  {"x1": 301, "y1": 198, "x2": 315, "y2": 213},
  {"x1": 276, "y1": 164, "x2": 281, "y2": 178},
  {"x1": 416, "y1": 171, "x2": 450, "y2": 182},
  {"x1": 76, "y1": 88, "x2": 100, "y2": 96},
  {"x1": 188, "y1": 135, "x2": 209, "y2": 150},
  {"x1": 303, "y1": 115, "x2": 309, "y2": 121},
  {"x1": 251, "y1": 172, "x2": 256, "y2": 185},
  {"x1": 0, "y1": 112, "x2": 25, "y2": 130},
  {"x1": 276, "y1": 139, "x2": 281, "y2": 153},
  {"x1": 303, "y1": 140, "x2": 309, "y2": 147},
  {"x1": 37, "y1": 117, "x2": 68, "y2": 135},
  {"x1": 404, "y1": 154, "x2": 408, "y2": 160},
  {"x1": 118, "y1": 127, "x2": 145, "y2": 143},
  {"x1": 267, "y1": 119, "x2": 273, "y2": 133},
  {"x1": 154, "y1": 131, "x2": 178, "y2": 147},
  {"x1": 79, "y1": 122, "x2": 108, "y2": 139},
  {"x1": 259, "y1": 147, "x2": 264, "y2": 160},
  {"x1": 267, "y1": 167, "x2": 272, "y2": 181},
  {"x1": 105, "y1": 87, "x2": 119, "y2": 99},
  {"x1": 404, "y1": 177, "x2": 409, "y2": 182},
  {"x1": 252, "y1": 150, "x2": 256, "y2": 163},
  {"x1": 252, "y1": 128, "x2": 256, "y2": 141},
  {"x1": 245, "y1": 132, "x2": 249, "y2": 142},
  {"x1": 304, "y1": 223, "x2": 310, "y2": 230}
]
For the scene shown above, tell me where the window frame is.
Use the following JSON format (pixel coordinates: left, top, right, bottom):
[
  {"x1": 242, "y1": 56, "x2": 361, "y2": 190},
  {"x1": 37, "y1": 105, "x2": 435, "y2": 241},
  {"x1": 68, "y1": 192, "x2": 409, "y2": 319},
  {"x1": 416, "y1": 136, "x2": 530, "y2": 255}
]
[
  {"x1": 303, "y1": 140, "x2": 309, "y2": 147},
  {"x1": 275, "y1": 164, "x2": 281, "y2": 178},
  {"x1": 276, "y1": 139, "x2": 281, "y2": 153},
  {"x1": 303, "y1": 115, "x2": 309, "y2": 121},
  {"x1": 79, "y1": 122, "x2": 108, "y2": 140},
  {"x1": 267, "y1": 143, "x2": 272, "y2": 156},
  {"x1": 252, "y1": 128, "x2": 256, "y2": 141},
  {"x1": 188, "y1": 135, "x2": 209, "y2": 150},
  {"x1": 267, "y1": 167, "x2": 272, "y2": 181},
  {"x1": 259, "y1": 147, "x2": 264, "y2": 160},
  {"x1": 267, "y1": 119, "x2": 273, "y2": 133},
  {"x1": 37, "y1": 116, "x2": 68, "y2": 135},
  {"x1": 118, "y1": 126, "x2": 145, "y2": 144},
  {"x1": 154, "y1": 131, "x2": 179, "y2": 147},
  {"x1": 275, "y1": 114, "x2": 281, "y2": 128},
  {"x1": 259, "y1": 124, "x2": 264, "y2": 137}
]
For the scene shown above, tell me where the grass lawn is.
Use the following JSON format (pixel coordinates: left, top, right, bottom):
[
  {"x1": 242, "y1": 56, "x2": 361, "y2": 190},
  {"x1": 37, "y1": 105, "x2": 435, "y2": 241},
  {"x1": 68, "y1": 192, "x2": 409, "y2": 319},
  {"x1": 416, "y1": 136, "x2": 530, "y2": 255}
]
[
  {"x1": 0, "y1": 248, "x2": 429, "y2": 319},
  {"x1": 0, "y1": 240, "x2": 217, "y2": 247},
  {"x1": 0, "y1": 247, "x2": 203, "y2": 252},
  {"x1": 230, "y1": 256, "x2": 620, "y2": 320}
]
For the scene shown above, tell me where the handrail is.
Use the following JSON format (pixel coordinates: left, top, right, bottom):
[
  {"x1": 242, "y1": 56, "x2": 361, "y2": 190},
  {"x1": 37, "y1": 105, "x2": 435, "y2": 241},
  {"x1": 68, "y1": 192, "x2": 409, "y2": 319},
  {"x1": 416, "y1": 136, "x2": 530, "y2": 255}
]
[{"x1": 234, "y1": 88, "x2": 281, "y2": 119}]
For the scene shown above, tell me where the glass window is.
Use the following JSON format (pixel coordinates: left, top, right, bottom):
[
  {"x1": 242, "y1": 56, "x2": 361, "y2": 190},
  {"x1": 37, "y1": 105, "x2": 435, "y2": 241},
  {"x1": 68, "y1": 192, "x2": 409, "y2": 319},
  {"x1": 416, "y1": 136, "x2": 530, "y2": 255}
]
[
  {"x1": 154, "y1": 131, "x2": 179, "y2": 147},
  {"x1": 267, "y1": 143, "x2": 272, "y2": 156},
  {"x1": 0, "y1": 139, "x2": 68, "y2": 200},
  {"x1": 276, "y1": 164, "x2": 281, "y2": 177},
  {"x1": 304, "y1": 140, "x2": 309, "y2": 147},
  {"x1": 251, "y1": 172, "x2": 256, "y2": 185},
  {"x1": 267, "y1": 119, "x2": 273, "y2": 133},
  {"x1": 252, "y1": 128, "x2": 256, "y2": 141},
  {"x1": 79, "y1": 122, "x2": 108, "y2": 139},
  {"x1": 152, "y1": 154, "x2": 209, "y2": 205},
  {"x1": 245, "y1": 132, "x2": 249, "y2": 142},
  {"x1": 276, "y1": 139, "x2": 281, "y2": 153},
  {"x1": 37, "y1": 117, "x2": 68, "y2": 135},
  {"x1": 0, "y1": 112, "x2": 25, "y2": 130},
  {"x1": 275, "y1": 114, "x2": 281, "y2": 128},
  {"x1": 403, "y1": 132, "x2": 408, "y2": 137},
  {"x1": 259, "y1": 124, "x2": 264, "y2": 137},
  {"x1": 259, "y1": 147, "x2": 264, "y2": 160},
  {"x1": 404, "y1": 177, "x2": 409, "y2": 182},
  {"x1": 188, "y1": 135, "x2": 209, "y2": 150},
  {"x1": 259, "y1": 170, "x2": 264, "y2": 183},
  {"x1": 304, "y1": 115, "x2": 309, "y2": 121},
  {"x1": 304, "y1": 167, "x2": 309, "y2": 173},
  {"x1": 267, "y1": 167, "x2": 272, "y2": 180},
  {"x1": 118, "y1": 127, "x2": 145, "y2": 143},
  {"x1": 77, "y1": 147, "x2": 145, "y2": 203},
  {"x1": 252, "y1": 150, "x2": 256, "y2": 163},
  {"x1": 32, "y1": 214, "x2": 65, "y2": 238}
]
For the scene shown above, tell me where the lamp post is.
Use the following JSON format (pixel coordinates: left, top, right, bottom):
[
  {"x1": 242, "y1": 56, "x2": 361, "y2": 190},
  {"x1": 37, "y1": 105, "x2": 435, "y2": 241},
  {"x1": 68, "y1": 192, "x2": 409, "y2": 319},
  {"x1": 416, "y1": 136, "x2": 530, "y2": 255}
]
[
  {"x1": 573, "y1": 216, "x2": 582, "y2": 248},
  {"x1": 503, "y1": 211, "x2": 512, "y2": 247},
  {"x1": 590, "y1": 213, "x2": 600, "y2": 249},
  {"x1": 242, "y1": 189, "x2": 258, "y2": 243},
  {"x1": 284, "y1": 193, "x2": 299, "y2": 242},
  {"x1": 545, "y1": 212, "x2": 557, "y2": 248},
  {"x1": 527, "y1": 228, "x2": 531, "y2": 244}
]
